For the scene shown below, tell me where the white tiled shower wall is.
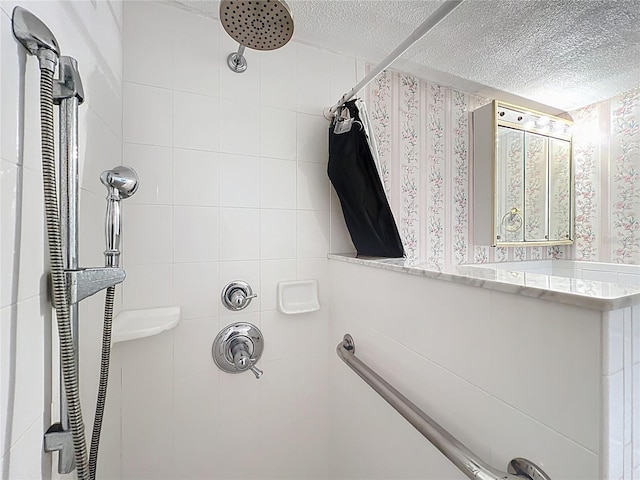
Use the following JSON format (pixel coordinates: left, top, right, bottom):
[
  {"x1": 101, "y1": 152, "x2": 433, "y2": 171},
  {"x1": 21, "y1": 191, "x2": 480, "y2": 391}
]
[
  {"x1": 115, "y1": 2, "x2": 355, "y2": 478},
  {"x1": 602, "y1": 306, "x2": 640, "y2": 480},
  {"x1": 329, "y1": 259, "x2": 605, "y2": 479},
  {"x1": 1, "y1": 0, "x2": 123, "y2": 478}
]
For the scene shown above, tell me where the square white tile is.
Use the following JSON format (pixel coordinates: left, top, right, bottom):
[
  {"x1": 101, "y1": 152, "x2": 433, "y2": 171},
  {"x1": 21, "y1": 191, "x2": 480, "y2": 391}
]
[
  {"x1": 1, "y1": 160, "x2": 18, "y2": 308},
  {"x1": 173, "y1": 206, "x2": 220, "y2": 263},
  {"x1": 172, "y1": 373, "x2": 220, "y2": 477},
  {"x1": 296, "y1": 258, "x2": 329, "y2": 306},
  {"x1": 296, "y1": 44, "x2": 331, "y2": 115},
  {"x1": 173, "y1": 91, "x2": 219, "y2": 152},
  {"x1": 330, "y1": 52, "x2": 358, "y2": 106},
  {"x1": 604, "y1": 308, "x2": 625, "y2": 375},
  {"x1": 219, "y1": 208, "x2": 260, "y2": 261},
  {"x1": 123, "y1": 82, "x2": 172, "y2": 147},
  {"x1": 123, "y1": 204, "x2": 173, "y2": 265},
  {"x1": 296, "y1": 210, "x2": 330, "y2": 258},
  {"x1": 330, "y1": 210, "x2": 355, "y2": 254},
  {"x1": 0, "y1": 298, "x2": 44, "y2": 455},
  {"x1": 124, "y1": 143, "x2": 173, "y2": 205},
  {"x1": 297, "y1": 161, "x2": 330, "y2": 211},
  {"x1": 260, "y1": 310, "x2": 299, "y2": 362},
  {"x1": 173, "y1": 317, "x2": 220, "y2": 377},
  {"x1": 260, "y1": 209, "x2": 296, "y2": 259},
  {"x1": 121, "y1": 331, "x2": 174, "y2": 478},
  {"x1": 12, "y1": 168, "x2": 45, "y2": 303},
  {"x1": 297, "y1": 113, "x2": 329, "y2": 164},
  {"x1": 80, "y1": 108, "x2": 122, "y2": 196},
  {"x1": 219, "y1": 153, "x2": 260, "y2": 207},
  {"x1": 219, "y1": 99, "x2": 260, "y2": 156},
  {"x1": 173, "y1": 148, "x2": 219, "y2": 207},
  {"x1": 172, "y1": 12, "x2": 219, "y2": 97},
  {"x1": 121, "y1": 263, "x2": 173, "y2": 310},
  {"x1": 260, "y1": 158, "x2": 296, "y2": 209},
  {"x1": 1, "y1": 13, "x2": 21, "y2": 165},
  {"x1": 123, "y1": 1, "x2": 173, "y2": 89},
  {"x1": 173, "y1": 262, "x2": 220, "y2": 320},
  {"x1": 260, "y1": 107, "x2": 297, "y2": 160},
  {"x1": 261, "y1": 43, "x2": 297, "y2": 111}
]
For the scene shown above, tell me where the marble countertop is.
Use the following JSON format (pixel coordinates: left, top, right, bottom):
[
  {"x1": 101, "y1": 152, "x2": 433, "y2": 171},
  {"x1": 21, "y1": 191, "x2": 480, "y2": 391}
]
[{"x1": 328, "y1": 254, "x2": 640, "y2": 311}]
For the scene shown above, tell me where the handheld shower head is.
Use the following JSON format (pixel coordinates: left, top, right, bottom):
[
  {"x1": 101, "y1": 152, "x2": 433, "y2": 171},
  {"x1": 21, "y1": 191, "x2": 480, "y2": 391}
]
[
  {"x1": 12, "y1": 6, "x2": 60, "y2": 72},
  {"x1": 100, "y1": 166, "x2": 138, "y2": 267},
  {"x1": 100, "y1": 166, "x2": 139, "y2": 200}
]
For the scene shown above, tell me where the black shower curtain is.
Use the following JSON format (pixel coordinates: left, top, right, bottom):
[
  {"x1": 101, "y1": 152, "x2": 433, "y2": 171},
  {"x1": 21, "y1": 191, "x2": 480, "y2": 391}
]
[{"x1": 328, "y1": 100, "x2": 405, "y2": 258}]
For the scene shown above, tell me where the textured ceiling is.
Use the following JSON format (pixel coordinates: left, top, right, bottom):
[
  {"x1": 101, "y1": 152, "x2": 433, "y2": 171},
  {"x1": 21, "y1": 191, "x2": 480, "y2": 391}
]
[{"x1": 168, "y1": 0, "x2": 640, "y2": 112}]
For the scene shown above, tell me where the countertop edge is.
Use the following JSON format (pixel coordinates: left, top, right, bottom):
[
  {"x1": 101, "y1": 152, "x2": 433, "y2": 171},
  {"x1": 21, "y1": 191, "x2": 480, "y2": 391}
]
[{"x1": 328, "y1": 254, "x2": 640, "y2": 311}]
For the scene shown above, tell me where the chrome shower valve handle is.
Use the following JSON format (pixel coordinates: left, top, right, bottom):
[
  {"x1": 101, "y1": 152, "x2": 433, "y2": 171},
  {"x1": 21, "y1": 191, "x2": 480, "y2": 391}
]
[
  {"x1": 212, "y1": 323, "x2": 264, "y2": 379},
  {"x1": 221, "y1": 281, "x2": 257, "y2": 311}
]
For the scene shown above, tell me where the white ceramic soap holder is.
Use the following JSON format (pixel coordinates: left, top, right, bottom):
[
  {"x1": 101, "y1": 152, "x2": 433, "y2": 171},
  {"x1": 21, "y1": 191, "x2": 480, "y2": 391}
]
[{"x1": 277, "y1": 280, "x2": 319, "y2": 315}]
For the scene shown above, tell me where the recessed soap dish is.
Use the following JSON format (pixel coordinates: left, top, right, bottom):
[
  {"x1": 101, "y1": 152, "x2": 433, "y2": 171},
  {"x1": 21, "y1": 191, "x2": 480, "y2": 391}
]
[{"x1": 277, "y1": 280, "x2": 319, "y2": 315}]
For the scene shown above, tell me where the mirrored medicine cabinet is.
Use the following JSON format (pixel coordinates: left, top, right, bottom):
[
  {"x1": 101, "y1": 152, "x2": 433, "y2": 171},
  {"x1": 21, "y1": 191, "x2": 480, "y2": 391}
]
[{"x1": 473, "y1": 100, "x2": 573, "y2": 247}]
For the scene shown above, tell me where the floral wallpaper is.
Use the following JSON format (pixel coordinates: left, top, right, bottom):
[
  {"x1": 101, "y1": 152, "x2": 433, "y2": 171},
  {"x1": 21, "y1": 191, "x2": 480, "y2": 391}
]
[
  {"x1": 572, "y1": 87, "x2": 640, "y2": 264},
  {"x1": 366, "y1": 67, "x2": 640, "y2": 265},
  {"x1": 524, "y1": 133, "x2": 546, "y2": 241},
  {"x1": 549, "y1": 139, "x2": 571, "y2": 240}
]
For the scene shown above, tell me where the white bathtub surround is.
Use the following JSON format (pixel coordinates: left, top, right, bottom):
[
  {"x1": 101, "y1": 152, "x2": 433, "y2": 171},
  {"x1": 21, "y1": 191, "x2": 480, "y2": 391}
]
[{"x1": 328, "y1": 255, "x2": 639, "y2": 479}]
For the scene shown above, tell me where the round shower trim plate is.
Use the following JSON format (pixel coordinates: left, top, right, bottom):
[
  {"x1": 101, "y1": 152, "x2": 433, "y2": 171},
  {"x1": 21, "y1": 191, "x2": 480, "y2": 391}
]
[{"x1": 227, "y1": 52, "x2": 248, "y2": 73}]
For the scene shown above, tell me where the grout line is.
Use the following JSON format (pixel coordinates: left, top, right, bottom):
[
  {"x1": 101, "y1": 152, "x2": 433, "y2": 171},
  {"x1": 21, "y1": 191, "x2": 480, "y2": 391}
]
[{"x1": 372, "y1": 328, "x2": 600, "y2": 456}]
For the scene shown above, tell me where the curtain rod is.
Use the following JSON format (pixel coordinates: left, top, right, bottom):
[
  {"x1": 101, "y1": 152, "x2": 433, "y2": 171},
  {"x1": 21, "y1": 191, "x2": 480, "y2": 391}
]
[{"x1": 323, "y1": 0, "x2": 464, "y2": 120}]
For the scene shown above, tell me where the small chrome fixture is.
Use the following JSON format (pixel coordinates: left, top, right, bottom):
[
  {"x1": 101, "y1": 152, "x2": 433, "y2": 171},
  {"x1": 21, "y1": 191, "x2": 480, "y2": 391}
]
[
  {"x1": 100, "y1": 166, "x2": 139, "y2": 268},
  {"x1": 221, "y1": 280, "x2": 257, "y2": 311},
  {"x1": 212, "y1": 323, "x2": 264, "y2": 379},
  {"x1": 219, "y1": 0, "x2": 294, "y2": 73}
]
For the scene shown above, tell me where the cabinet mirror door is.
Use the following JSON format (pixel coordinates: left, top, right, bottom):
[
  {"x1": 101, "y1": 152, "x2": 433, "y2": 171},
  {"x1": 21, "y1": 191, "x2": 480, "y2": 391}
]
[
  {"x1": 548, "y1": 138, "x2": 571, "y2": 241},
  {"x1": 524, "y1": 132, "x2": 549, "y2": 242},
  {"x1": 496, "y1": 126, "x2": 524, "y2": 242}
]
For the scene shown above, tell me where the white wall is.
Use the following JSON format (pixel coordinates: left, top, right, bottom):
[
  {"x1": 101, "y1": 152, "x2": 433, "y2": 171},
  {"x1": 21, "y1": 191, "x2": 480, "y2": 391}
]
[
  {"x1": 329, "y1": 259, "x2": 602, "y2": 479},
  {"x1": 602, "y1": 306, "x2": 640, "y2": 480},
  {"x1": 116, "y1": 2, "x2": 355, "y2": 478},
  {"x1": 0, "y1": 0, "x2": 123, "y2": 478}
]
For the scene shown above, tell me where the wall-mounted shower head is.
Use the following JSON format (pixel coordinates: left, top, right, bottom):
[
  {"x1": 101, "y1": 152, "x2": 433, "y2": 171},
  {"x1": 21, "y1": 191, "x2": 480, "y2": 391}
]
[
  {"x1": 100, "y1": 166, "x2": 139, "y2": 267},
  {"x1": 12, "y1": 6, "x2": 60, "y2": 72},
  {"x1": 100, "y1": 166, "x2": 139, "y2": 200},
  {"x1": 220, "y1": 0, "x2": 294, "y2": 73}
]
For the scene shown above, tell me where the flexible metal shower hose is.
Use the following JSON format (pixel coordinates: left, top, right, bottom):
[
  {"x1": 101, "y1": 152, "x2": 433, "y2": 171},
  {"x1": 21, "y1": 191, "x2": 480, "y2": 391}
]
[
  {"x1": 39, "y1": 68, "x2": 90, "y2": 480},
  {"x1": 89, "y1": 285, "x2": 115, "y2": 479}
]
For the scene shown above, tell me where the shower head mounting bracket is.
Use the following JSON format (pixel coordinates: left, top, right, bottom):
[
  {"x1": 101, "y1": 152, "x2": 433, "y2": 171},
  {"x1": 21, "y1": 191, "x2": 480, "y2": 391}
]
[{"x1": 227, "y1": 45, "x2": 248, "y2": 73}]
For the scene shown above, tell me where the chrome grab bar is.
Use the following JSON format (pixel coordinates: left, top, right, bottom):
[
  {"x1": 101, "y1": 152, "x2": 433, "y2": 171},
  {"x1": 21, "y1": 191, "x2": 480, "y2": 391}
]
[{"x1": 336, "y1": 334, "x2": 551, "y2": 480}]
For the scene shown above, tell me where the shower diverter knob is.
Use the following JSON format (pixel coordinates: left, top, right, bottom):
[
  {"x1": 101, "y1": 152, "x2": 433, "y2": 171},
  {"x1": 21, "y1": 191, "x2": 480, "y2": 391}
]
[
  {"x1": 212, "y1": 322, "x2": 264, "y2": 379},
  {"x1": 221, "y1": 281, "x2": 257, "y2": 311}
]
